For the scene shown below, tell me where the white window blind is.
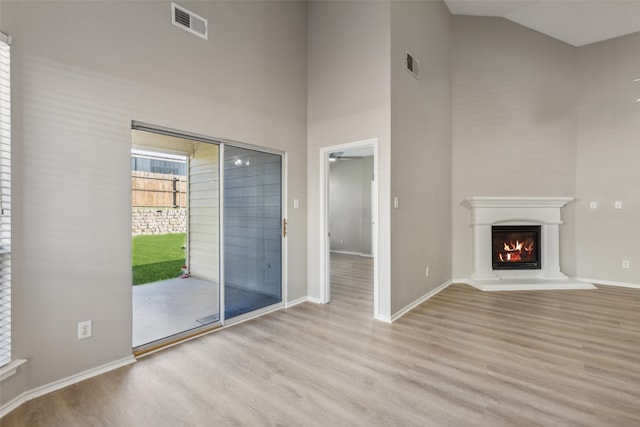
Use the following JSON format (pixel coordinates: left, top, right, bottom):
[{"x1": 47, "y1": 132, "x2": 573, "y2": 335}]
[{"x1": 0, "y1": 33, "x2": 12, "y2": 368}]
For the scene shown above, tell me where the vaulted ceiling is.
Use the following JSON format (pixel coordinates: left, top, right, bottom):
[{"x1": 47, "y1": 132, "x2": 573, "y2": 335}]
[{"x1": 444, "y1": 0, "x2": 640, "y2": 46}]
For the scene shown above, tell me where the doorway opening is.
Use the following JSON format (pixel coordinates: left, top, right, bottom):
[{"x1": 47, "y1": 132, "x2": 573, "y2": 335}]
[
  {"x1": 320, "y1": 139, "x2": 378, "y2": 318},
  {"x1": 131, "y1": 130, "x2": 220, "y2": 349}
]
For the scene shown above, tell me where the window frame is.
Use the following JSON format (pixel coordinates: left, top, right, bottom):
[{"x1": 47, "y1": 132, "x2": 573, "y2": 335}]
[{"x1": 0, "y1": 32, "x2": 12, "y2": 369}]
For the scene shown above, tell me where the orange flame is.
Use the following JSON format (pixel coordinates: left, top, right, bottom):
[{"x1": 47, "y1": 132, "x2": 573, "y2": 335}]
[{"x1": 499, "y1": 240, "x2": 533, "y2": 263}]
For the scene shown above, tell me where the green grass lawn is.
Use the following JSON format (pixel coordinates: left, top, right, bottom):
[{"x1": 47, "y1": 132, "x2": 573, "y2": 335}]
[{"x1": 132, "y1": 233, "x2": 186, "y2": 285}]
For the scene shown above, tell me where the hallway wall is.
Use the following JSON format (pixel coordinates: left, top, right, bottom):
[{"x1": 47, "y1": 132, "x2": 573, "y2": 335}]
[{"x1": 329, "y1": 156, "x2": 374, "y2": 256}]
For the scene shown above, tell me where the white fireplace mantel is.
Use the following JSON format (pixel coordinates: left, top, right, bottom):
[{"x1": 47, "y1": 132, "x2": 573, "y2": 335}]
[{"x1": 465, "y1": 196, "x2": 595, "y2": 291}]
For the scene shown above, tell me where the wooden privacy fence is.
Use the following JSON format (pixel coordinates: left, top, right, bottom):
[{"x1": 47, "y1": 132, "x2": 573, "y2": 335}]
[{"x1": 132, "y1": 171, "x2": 187, "y2": 207}]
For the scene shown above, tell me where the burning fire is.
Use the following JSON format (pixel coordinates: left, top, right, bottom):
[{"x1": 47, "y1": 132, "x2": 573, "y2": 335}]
[{"x1": 498, "y1": 240, "x2": 534, "y2": 262}]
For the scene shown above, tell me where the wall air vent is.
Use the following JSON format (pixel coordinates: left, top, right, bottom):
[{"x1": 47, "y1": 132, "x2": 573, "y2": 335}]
[
  {"x1": 171, "y1": 2, "x2": 208, "y2": 40},
  {"x1": 406, "y1": 51, "x2": 419, "y2": 79}
]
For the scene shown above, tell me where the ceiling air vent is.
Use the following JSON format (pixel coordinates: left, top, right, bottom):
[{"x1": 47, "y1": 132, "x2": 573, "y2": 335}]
[
  {"x1": 406, "y1": 51, "x2": 419, "y2": 79},
  {"x1": 171, "y1": 2, "x2": 208, "y2": 40}
]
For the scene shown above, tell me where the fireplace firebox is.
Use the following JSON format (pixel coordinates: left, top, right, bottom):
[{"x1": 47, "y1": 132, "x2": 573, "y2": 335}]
[{"x1": 492, "y1": 225, "x2": 541, "y2": 270}]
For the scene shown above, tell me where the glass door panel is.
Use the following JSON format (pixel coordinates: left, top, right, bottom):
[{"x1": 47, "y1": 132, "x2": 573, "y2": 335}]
[{"x1": 223, "y1": 146, "x2": 282, "y2": 319}]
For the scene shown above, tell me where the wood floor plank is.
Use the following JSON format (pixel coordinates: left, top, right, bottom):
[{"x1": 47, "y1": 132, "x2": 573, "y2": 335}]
[{"x1": 3, "y1": 253, "x2": 640, "y2": 426}]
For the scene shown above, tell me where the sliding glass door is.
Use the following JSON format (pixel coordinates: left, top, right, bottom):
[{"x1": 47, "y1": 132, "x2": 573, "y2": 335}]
[
  {"x1": 132, "y1": 125, "x2": 284, "y2": 350},
  {"x1": 223, "y1": 146, "x2": 282, "y2": 319}
]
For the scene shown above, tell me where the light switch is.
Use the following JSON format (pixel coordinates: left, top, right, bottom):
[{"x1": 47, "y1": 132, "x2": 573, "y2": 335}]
[
  {"x1": 293, "y1": 199, "x2": 299, "y2": 209},
  {"x1": 589, "y1": 201, "x2": 597, "y2": 209},
  {"x1": 394, "y1": 197, "x2": 399, "y2": 209},
  {"x1": 614, "y1": 201, "x2": 622, "y2": 209}
]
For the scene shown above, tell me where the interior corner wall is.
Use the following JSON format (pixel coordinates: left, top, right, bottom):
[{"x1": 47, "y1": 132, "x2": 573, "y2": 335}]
[
  {"x1": 389, "y1": 0, "x2": 452, "y2": 314},
  {"x1": 451, "y1": 16, "x2": 578, "y2": 280},
  {"x1": 1, "y1": 0, "x2": 307, "y2": 407},
  {"x1": 329, "y1": 157, "x2": 374, "y2": 255},
  {"x1": 575, "y1": 32, "x2": 640, "y2": 285},
  {"x1": 306, "y1": 1, "x2": 391, "y2": 317}
]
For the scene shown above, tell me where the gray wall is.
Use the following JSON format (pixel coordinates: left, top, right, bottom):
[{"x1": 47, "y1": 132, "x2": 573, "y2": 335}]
[
  {"x1": 306, "y1": 0, "x2": 392, "y2": 316},
  {"x1": 451, "y1": 16, "x2": 640, "y2": 286},
  {"x1": 451, "y1": 16, "x2": 578, "y2": 279},
  {"x1": 1, "y1": 0, "x2": 307, "y2": 407},
  {"x1": 389, "y1": 1, "x2": 452, "y2": 313},
  {"x1": 329, "y1": 156, "x2": 373, "y2": 255},
  {"x1": 575, "y1": 32, "x2": 640, "y2": 284},
  {"x1": 307, "y1": 0, "x2": 453, "y2": 317}
]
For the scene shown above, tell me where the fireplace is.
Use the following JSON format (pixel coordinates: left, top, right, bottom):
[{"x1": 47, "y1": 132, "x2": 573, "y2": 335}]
[
  {"x1": 464, "y1": 196, "x2": 595, "y2": 291},
  {"x1": 492, "y1": 225, "x2": 541, "y2": 270}
]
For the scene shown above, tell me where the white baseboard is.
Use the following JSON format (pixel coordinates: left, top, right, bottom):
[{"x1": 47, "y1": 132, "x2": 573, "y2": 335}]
[
  {"x1": 390, "y1": 280, "x2": 453, "y2": 322},
  {"x1": 0, "y1": 355, "x2": 136, "y2": 419},
  {"x1": 307, "y1": 296, "x2": 324, "y2": 304},
  {"x1": 375, "y1": 313, "x2": 392, "y2": 323},
  {"x1": 285, "y1": 296, "x2": 308, "y2": 308},
  {"x1": 576, "y1": 277, "x2": 640, "y2": 289},
  {"x1": 330, "y1": 250, "x2": 373, "y2": 258}
]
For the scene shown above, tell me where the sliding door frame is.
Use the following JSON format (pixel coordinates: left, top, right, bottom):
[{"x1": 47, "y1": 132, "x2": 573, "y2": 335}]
[{"x1": 131, "y1": 121, "x2": 287, "y2": 349}]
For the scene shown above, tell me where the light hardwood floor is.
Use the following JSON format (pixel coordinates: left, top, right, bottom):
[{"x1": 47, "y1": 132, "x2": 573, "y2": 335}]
[{"x1": 3, "y1": 253, "x2": 640, "y2": 426}]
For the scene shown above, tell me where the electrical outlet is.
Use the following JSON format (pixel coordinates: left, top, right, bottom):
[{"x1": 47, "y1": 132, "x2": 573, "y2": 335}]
[
  {"x1": 589, "y1": 201, "x2": 597, "y2": 209},
  {"x1": 622, "y1": 260, "x2": 630, "y2": 269},
  {"x1": 78, "y1": 320, "x2": 92, "y2": 340},
  {"x1": 615, "y1": 201, "x2": 622, "y2": 209},
  {"x1": 340, "y1": 239, "x2": 344, "y2": 245},
  {"x1": 425, "y1": 266, "x2": 430, "y2": 278}
]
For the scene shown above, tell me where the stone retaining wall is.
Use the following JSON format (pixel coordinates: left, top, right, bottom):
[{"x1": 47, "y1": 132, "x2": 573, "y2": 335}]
[{"x1": 132, "y1": 208, "x2": 186, "y2": 235}]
